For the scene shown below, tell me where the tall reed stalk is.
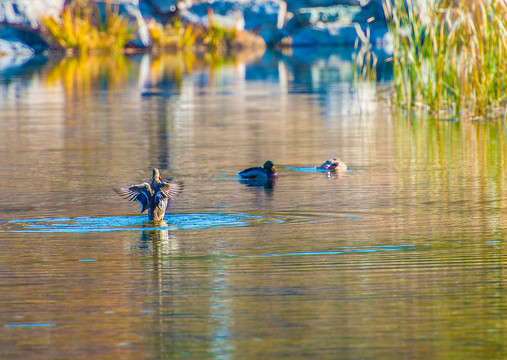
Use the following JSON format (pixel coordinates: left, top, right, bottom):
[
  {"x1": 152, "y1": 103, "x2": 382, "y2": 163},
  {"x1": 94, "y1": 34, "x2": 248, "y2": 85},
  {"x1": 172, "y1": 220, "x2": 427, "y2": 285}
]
[
  {"x1": 353, "y1": 25, "x2": 378, "y2": 82},
  {"x1": 384, "y1": 0, "x2": 507, "y2": 120}
]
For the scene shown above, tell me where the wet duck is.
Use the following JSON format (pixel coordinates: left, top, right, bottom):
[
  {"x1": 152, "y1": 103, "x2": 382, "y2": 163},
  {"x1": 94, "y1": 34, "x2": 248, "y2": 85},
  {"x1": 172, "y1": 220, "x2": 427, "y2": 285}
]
[
  {"x1": 316, "y1": 158, "x2": 347, "y2": 171},
  {"x1": 114, "y1": 168, "x2": 183, "y2": 221},
  {"x1": 238, "y1": 160, "x2": 278, "y2": 180}
]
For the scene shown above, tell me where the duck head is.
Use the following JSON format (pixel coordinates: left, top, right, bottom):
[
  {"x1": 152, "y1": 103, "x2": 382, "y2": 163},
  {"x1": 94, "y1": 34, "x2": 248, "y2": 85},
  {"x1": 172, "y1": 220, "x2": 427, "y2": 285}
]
[
  {"x1": 152, "y1": 168, "x2": 162, "y2": 183},
  {"x1": 263, "y1": 160, "x2": 276, "y2": 172}
]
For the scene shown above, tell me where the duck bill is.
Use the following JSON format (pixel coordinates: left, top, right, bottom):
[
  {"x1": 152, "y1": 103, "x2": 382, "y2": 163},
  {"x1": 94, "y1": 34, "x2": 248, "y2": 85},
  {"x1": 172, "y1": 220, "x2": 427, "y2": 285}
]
[{"x1": 271, "y1": 166, "x2": 277, "y2": 172}]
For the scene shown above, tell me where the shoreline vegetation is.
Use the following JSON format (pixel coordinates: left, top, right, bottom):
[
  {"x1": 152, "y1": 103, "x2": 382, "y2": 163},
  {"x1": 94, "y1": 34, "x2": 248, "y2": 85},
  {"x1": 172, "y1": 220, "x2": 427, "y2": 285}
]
[
  {"x1": 41, "y1": 0, "x2": 265, "y2": 56},
  {"x1": 384, "y1": 0, "x2": 507, "y2": 121},
  {"x1": 13, "y1": 0, "x2": 507, "y2": 121}
]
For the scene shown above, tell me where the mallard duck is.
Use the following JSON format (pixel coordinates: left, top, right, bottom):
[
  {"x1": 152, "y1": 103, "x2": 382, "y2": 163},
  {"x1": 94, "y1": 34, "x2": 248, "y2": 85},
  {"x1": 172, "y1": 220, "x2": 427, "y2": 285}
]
[
  {"x1": 316, "y1": 158, "x2": 347, "y2": 171},
  {"x1": 114, "y1": 168, "x2": 183, "y2": 221},
  {"x1": 238, "y1": 160, "x2": 278, "y2": 180}
]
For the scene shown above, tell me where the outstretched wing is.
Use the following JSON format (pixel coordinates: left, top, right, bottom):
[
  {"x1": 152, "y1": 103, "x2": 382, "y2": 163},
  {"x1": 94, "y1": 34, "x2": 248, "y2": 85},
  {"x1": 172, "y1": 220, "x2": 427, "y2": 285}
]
[
  {"x1": 160, "y1": 181, "x2": 184, "y2": 200},
  {"x1": 114, "y1": 182, "x2": 152, "y2": 213},
  {"x1": 154, "y1": 181, "x2": 184, "y2": 208}
]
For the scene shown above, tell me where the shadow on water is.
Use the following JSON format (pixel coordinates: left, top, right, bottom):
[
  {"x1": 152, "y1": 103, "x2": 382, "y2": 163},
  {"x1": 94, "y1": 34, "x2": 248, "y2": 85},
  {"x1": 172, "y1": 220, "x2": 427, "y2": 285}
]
[{"x1": 238, "y1": 178, "x2": 276, "y2": 192}]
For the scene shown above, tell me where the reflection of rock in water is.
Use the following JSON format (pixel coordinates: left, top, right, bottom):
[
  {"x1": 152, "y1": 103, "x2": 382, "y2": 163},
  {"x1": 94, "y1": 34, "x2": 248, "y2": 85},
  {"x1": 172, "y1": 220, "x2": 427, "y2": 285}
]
[
  {"x1": 321, "y1": 168, "x2": 349, "y2": 180},
  {"x1": 140, "y1": 220, "x2": 179, "y2": 254}
]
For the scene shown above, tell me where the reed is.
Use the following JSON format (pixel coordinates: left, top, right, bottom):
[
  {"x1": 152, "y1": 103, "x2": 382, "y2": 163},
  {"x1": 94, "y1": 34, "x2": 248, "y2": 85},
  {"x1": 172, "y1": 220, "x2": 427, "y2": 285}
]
[
  {"x1": 148, "y1": 9, "x2": 236, "y2": 53},
  {"x1": 201, "y1": 8, "x2": 236, "y2": 52},
  {"x1": 148, "y1": 18, "x2": 200, "y2": 49},
  {"x1": 384, "y1": 0, "x2": 507, "y2": 120},
  {"x1": 42, "y1": 0, "x2": 134, "y2": 53},
  {"x1": 353, "y1": 25, "x2": 378, "y2": 83}
]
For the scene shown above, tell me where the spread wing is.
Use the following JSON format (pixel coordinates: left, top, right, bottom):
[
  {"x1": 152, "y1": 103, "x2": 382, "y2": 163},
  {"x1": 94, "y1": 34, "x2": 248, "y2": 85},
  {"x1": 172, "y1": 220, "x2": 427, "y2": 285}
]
[
  {"x1": 155, "y1": 181, "x2": 183, "y2": 201},
  {"x1": 114, "y1": 182, "x2": 152, "y2": 213},
  {"x1": 160, "y1": 181, "x2": 184, "y2": 200},
  {"x1": 154, "y1": 181, "x2": 184, "y2": 208}
]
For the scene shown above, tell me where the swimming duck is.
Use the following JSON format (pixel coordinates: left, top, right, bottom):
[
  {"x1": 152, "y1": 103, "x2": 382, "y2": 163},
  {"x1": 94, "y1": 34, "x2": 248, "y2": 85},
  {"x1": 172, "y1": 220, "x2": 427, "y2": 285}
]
[
  {"x1": 238, "y1": 160, "x2": 278, "y2": 180},
  {"x1": 114, "y1": 168, "x2": 183, "y2": 221},
  {"x1": 316, "y1": 158, "x2": 347, "y2": 171}
]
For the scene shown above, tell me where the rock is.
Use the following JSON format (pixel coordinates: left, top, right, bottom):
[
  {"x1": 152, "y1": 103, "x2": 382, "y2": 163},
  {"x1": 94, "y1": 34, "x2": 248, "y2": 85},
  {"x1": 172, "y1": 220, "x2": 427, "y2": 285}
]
[
  {"x1": 144, "y1": 0, "x2": 178, "y2": 15},
  {"x1": 0, "y1": 37, "x2": 34, "y2": 55},
  {"x1": 288, "y1": 22, "x2": 359, "y2": 46},
  {"x1": 288, "y1": 21, "x2": 388, "y2": 48},
  {"x1": 0, "y1": 0, "x2": 152, "y2": 51},
  {"x1": 180, "y1": 0, "x2": 284, "y2": 45},
  {"x1": 0, "y1": 0, "x2": 391, "y2": 54},
  {"x1": 0, "y1": 0, "x2": 64, "y2": 28},
  {"x1": 231, "y1": 28, "x2": 266, "y2": 51},
  {"x1": 286, "y1": 0, "x2": 363, "y2": 13},
  {"x1": 179, "y1": 0, "x2": 389, "y2": 48},
  {"x1": 0, "y1": 0, "x2": 65, "y2": 53},
  {"x1": 0, "y1": 24, "x2": 49, "y2": 54}
]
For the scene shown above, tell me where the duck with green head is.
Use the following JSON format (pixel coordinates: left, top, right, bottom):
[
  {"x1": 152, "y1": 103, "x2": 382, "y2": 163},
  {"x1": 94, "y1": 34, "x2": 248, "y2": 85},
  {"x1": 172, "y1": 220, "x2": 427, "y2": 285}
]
[
  {"x1": 238, "y1": 160, "x2": 278, "y2": 180},
  {"x1": 114, "y1": 168, "x2": 183, "y2": 221}
]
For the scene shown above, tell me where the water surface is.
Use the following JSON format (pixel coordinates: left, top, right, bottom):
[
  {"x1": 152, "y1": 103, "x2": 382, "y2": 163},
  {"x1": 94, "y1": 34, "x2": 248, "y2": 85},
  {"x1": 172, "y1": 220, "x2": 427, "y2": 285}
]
[{"x1": 1, "y1": 51, "x2": 507, "y2": 359}]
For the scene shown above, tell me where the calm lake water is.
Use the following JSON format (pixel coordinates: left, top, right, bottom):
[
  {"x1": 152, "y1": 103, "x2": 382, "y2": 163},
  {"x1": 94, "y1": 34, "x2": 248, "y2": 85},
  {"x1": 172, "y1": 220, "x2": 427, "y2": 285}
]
[{"x1": 1, "y1": 49, "x2": 507, "y2": 359}]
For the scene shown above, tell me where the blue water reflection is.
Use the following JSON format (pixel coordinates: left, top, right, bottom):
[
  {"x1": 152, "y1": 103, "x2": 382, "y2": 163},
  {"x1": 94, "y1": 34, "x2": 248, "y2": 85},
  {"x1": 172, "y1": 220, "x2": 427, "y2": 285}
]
[{"x1": 3, "y1": 213, "x2": 264, "y2": 233}]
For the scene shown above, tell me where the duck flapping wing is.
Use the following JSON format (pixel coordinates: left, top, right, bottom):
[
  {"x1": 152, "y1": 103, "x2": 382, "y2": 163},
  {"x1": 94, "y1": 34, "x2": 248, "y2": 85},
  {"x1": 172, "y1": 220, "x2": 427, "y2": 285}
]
[
  {"x1": 155, "y1": 181, "x2": 184, "y2": 203},
  {"x1": 114, "y1": 182, "x2": 152, "y2": 213}
]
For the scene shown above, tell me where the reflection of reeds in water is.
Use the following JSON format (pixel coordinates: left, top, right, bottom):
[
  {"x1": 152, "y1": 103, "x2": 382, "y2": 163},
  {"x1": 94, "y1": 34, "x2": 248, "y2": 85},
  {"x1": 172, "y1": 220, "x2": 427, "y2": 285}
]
[
  {"x1": 395, "y1": 114, "x2": 507, "y2": 194},
  {"x1": 146, "y1": 50, "x2": 263, "y2": 89},
  {"x1": 149, "y1": 52, "x2": 198, "y2": 85},
  {"x1": 44, "y1": 54, "x2": 134, "y2": 95},
  {"x1": 384, "y1": 0, "x2": 507, "y2": 120},
  {"x1": 394, "y1": 114, "x2": 507, "y2": 238},
  {"x1": 42, "y1": 50, "x2": 263, "y2": 99}
]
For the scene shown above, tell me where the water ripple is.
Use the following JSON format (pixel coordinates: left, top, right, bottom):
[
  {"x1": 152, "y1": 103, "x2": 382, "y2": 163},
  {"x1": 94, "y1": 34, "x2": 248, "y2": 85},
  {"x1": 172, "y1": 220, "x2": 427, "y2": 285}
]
[
  {"x1": 286, "y1": 166, "x2": 353, "y2": 172},
  {"x1": 2, "y1": 213, "x2": 265, "y2": 233},
  {"x1": 235, "y1": 244, "x2": 416, "y2": 258}
]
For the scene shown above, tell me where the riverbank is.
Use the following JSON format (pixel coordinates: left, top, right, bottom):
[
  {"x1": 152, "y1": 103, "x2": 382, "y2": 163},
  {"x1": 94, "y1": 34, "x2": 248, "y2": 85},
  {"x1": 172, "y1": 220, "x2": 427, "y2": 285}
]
[{"x1": 0, "y1": 0, "x2": 390, "y2": 56}]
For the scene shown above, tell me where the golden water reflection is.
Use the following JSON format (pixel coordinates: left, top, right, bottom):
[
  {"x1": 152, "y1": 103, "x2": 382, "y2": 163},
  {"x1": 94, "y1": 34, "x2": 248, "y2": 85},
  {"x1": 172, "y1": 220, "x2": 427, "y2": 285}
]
[
  {"x1": 41, "y1": 50, "x2": 264, "y2": 98},
  {"x1": 394, "y1": 115, "x2": 507, "y2": 240},
  {"x1": 45, "y1": 54, "x2": 136, "y2": 94}
]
